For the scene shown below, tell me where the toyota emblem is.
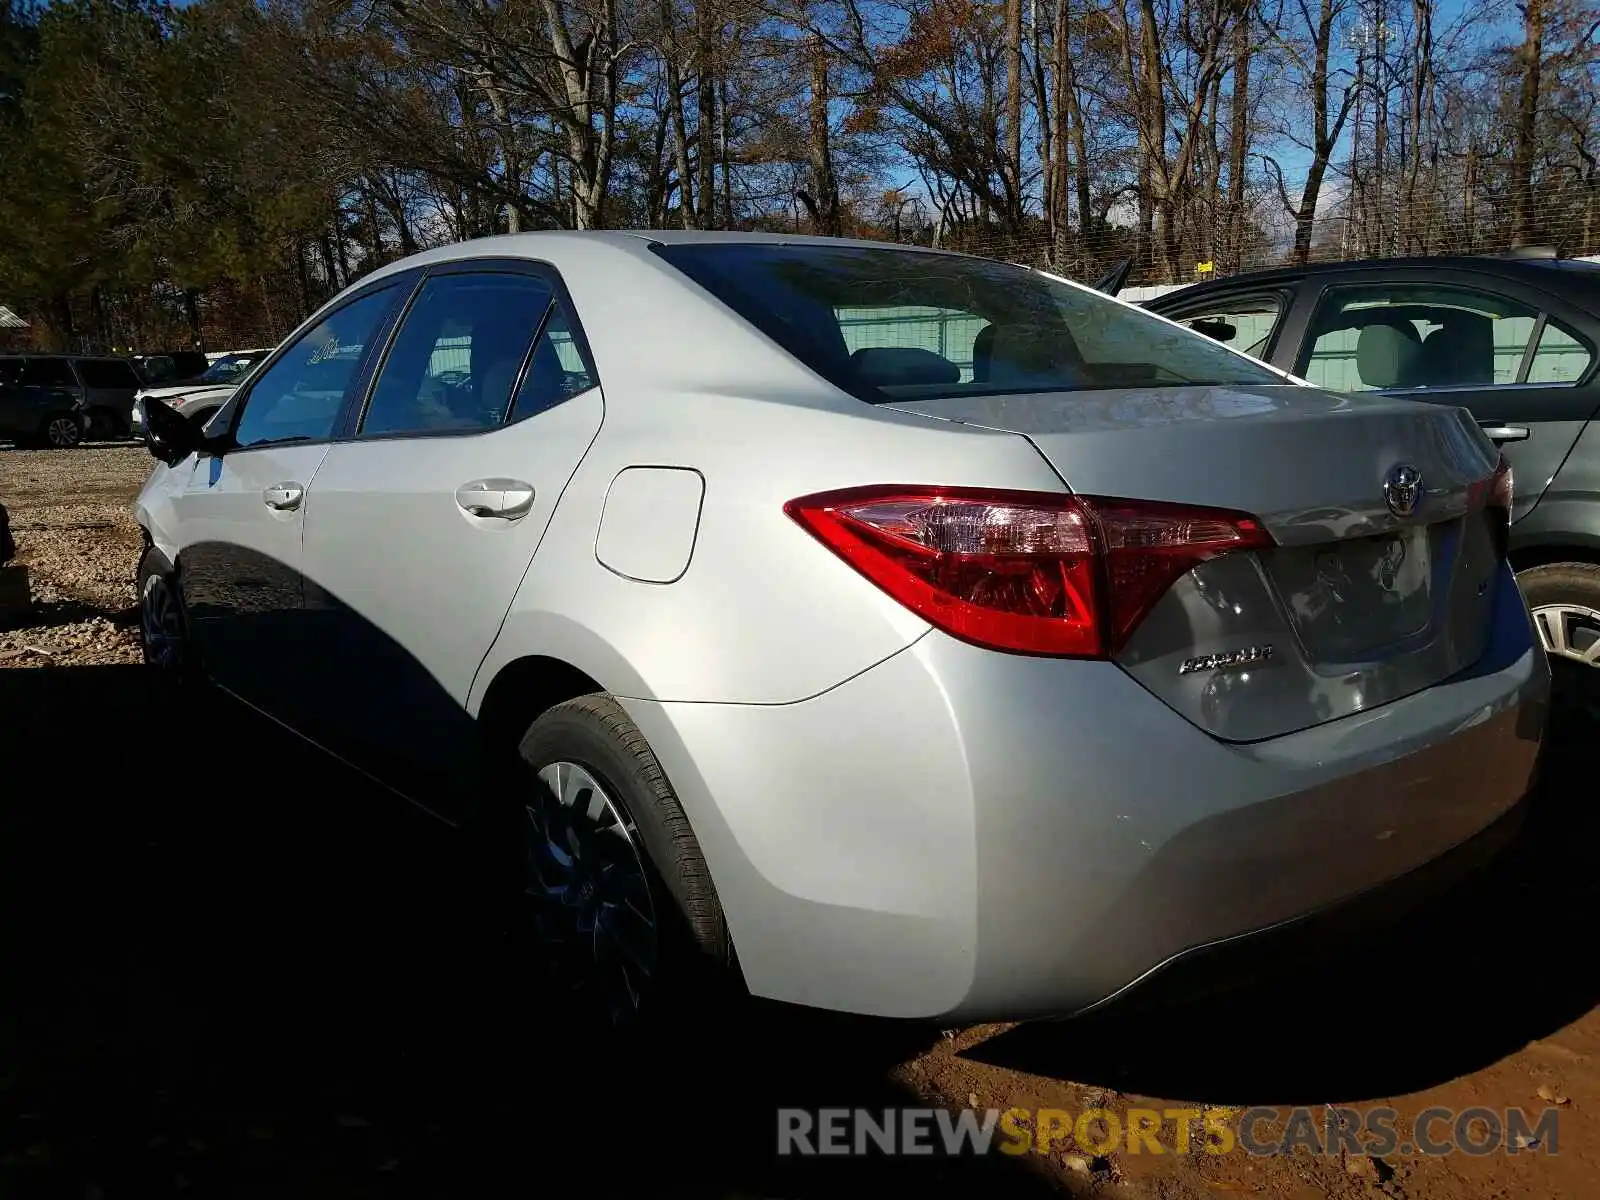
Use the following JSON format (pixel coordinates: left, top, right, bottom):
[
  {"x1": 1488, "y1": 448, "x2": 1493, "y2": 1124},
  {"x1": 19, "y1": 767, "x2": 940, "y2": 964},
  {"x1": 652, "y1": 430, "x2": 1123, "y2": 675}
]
[{"x1": 1383, "y1": 463, "x2": 1424, "y2": 518}]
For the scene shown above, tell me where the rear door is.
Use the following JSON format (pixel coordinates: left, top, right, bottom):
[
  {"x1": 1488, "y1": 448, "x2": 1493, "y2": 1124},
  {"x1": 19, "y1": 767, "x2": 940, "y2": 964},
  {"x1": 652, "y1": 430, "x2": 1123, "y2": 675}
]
[
  {"x1": 20, "y1": 356, "x2": 83, "y2": 416},
  {"x1": 297, "y1": 260, "x2": 604, "y2": 804},
  {"x1": 1291, "y1": 268, "x2": 1600, "y2": 522},
  {"x1": 75, "y1": 357, "x2": 143, "y2": 435}
]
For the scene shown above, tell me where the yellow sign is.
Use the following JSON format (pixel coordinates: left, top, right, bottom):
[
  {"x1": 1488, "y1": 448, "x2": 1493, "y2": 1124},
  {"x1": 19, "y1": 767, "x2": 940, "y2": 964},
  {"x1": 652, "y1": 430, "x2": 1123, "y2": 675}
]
[{"x1": 1196, "y1": 261, "x2": 1215, "y2": 275}]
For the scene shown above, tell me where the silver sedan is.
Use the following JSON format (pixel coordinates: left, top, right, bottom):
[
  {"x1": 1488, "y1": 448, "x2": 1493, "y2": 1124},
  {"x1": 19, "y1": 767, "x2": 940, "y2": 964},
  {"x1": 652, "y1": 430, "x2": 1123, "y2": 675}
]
[{"x1": 131, "y1": 232, "x2": 1548, "y2": 1025}]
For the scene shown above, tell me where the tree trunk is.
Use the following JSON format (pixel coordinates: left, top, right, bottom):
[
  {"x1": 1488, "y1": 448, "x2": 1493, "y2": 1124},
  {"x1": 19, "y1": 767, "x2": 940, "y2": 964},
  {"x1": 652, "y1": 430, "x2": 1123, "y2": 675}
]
[
  {"x1": 1048, "y1": 0, "x2": 1069, "y2": 247},
  {"x1": 661, "y1": 0, "x2": 696, "y2": 227},
  {"x1": 803, "y1": 34, "x2": 842, "y2": 236},
  {"x1": 695, "y1": 0, "x2": 717, "y2": 228},
  {"x1": 1226, "y1": 9, "x2": 1250, "y2": 269},
  {"x1": 183, "y1": 289, "x2": 203, "y2": 352},
  {"x1": 1005, "y1": 0, "x2": 1023, "y2": 219},
  {"x1": 1510, "y1": 0, "x2": 1545, "y2": 246}
]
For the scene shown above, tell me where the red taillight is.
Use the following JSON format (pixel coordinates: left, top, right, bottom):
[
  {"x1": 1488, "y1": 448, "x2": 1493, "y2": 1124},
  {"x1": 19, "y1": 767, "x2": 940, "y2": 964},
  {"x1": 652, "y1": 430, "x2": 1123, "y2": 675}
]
[
  {"x1": 1467, "y1": 455, "x2": 1513, "y2": 557},
  {"x1": 784, "y1": 485, "x2": 1273, "y2": 657}
]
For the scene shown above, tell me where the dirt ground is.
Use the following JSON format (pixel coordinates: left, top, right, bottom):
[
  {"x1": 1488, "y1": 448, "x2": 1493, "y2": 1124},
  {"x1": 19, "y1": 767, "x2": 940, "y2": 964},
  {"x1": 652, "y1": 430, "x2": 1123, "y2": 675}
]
[{"x1": 2, "y1": 442, "x2": 1597, "y2": 1199}]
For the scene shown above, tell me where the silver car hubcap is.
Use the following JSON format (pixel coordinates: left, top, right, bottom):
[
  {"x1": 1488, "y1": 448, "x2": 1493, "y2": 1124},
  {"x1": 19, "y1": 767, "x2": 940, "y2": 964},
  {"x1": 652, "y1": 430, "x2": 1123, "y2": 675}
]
[
  {"x1": 1533, "y1": 603, "x2": 1600, "y2": 668},
  {"x1": 1533, "y1": 601, "x2": 1600, "y2": 731},
  {"x1": 525, "y1": 761, "x2": 657, "y2": 1023},
  {"x1": 140, "y1": 573, "x2": 184, "y2": 670},
  {"x1": 47, "y1": 418, "x2": 79, "y2": 447}
]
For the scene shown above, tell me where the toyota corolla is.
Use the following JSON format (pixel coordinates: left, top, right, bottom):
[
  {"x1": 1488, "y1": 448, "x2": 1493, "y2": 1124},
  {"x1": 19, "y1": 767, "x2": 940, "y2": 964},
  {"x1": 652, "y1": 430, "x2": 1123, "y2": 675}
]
[{"x1": 132, "y1": 232, "x2": 1548, "y2": 1025}]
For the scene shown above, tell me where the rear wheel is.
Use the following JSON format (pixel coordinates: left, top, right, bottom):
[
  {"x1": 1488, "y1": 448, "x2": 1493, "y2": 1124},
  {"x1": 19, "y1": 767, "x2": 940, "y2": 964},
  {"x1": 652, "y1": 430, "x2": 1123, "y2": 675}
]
[
  {"x1": 41, "y1": 414, "x2": 82, "y2": 448},
  {"x1": 509, "y1": 694, "x2": 736, "y2": 1027},
  {"x1": 1519, "y1": 562, "x2": 1600, "y2": 742}
]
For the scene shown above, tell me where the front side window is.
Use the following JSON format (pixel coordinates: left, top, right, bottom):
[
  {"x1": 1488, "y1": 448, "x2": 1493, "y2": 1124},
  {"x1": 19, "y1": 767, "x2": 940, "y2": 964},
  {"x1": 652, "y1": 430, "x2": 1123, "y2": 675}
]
[
  {"x1": 651, "y1": 243, "x2": 1282, "y2": 402},
  {"x1": 360, "y1": 272, "x2": 554, "y2": 437},
  {"x1": 21, "y1": 358, "x2": 76, "y2": 387},
  {"x1": 232, "y1": 286, "x2": 398, "y2": 449},
  {"x1": 1299, "y1": 284, "x2": 1547, "y2": 392}
]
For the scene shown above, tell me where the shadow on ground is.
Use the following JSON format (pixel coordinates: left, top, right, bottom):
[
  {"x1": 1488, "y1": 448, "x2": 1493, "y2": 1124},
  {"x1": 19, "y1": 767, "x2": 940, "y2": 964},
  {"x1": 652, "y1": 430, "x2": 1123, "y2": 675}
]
[
  {"x1": 0, "y1": 597, "x2": 137, "y2": 634},
  {"x1": 0, "y1": 666, "x2": 1064, "y2": 1199},
  {"x1": 962, "y1": 744, "x2": 1600, "y2": 1106}
]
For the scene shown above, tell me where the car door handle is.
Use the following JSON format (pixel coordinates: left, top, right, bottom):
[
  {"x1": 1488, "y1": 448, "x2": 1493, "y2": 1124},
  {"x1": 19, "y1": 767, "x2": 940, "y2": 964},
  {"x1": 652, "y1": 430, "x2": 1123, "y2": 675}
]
[
  {"x1": 1480, "y1": 423, "x2": 1531, "y2": 443},
  {"x1": 262, "y1": 482, "x2": 305, "y2": 511},
  {"x1": 455, "y1": 479, "x2": 535, "y2": 519}
]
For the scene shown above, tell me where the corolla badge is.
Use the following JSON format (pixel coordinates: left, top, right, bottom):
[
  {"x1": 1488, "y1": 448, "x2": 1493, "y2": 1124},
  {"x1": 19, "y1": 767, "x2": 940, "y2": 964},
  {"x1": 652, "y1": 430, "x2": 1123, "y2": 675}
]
[
  {"x1": 1383, "y1": 463, "x2": 1424, "y2": 518},
  {"x1": 1178, "y1": 645, "x2": 1275, "y2": 675}
]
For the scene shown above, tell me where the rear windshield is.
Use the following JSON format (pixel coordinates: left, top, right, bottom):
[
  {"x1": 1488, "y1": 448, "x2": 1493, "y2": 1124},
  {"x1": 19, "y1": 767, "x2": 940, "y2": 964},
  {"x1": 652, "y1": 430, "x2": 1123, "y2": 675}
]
[
  {"x1": 650, "y1": 243, "x2": 1284, "y2": 402},
  {"x1": 199, "y1": 353, "x2": 263, "y2": 383}
]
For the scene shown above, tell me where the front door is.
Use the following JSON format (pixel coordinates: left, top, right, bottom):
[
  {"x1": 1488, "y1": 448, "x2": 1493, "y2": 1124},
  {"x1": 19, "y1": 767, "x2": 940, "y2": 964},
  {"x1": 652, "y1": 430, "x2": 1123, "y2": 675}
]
[
  {"x1": 174, "y1": 282, "x2": 407, "y2": 719},
  {"x1": 298, "y1": 264, "x2": 603, "y2": 807}
]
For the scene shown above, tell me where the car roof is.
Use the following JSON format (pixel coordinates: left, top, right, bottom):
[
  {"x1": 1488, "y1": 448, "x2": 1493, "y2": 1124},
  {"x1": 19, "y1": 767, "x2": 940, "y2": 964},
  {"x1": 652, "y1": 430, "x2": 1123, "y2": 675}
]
[
  {"x1": 361, "y1": 229, "x2": 994, "y2": 280},
  {"x1": 1150, "y1": 254, "x2": 1600, "y2": 305}
]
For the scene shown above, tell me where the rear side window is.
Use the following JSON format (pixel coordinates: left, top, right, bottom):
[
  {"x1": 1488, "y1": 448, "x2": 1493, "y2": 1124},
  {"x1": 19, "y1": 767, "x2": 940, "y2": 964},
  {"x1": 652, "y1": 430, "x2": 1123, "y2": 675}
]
[
  {"x1": 1526, "y1": 320, "x2": 1594, "y2": 384},
  {"x1": 76, "y1": 359, "x2": 140, "y2": 389},
  {"x1": 651, "y1": 243, "x2": 1282, "y2": 402},
  {"x1": 508, "y1": 301, "x2": 597, "y2": 422},
  {"x1": 21, "y1": 358, "x2": 76, "y2": 387},
  {"x1": 1168, "y1": 296, "x2": 1286, "y2": 360},
  {"x1": 360, "y1": 272, "x2": 554, "y2": 437}
]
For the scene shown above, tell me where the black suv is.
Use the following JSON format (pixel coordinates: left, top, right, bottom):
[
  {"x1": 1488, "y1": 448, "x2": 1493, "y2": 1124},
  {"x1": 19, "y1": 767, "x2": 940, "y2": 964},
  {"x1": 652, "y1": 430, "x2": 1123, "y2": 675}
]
[
  {"x1": 0, "y1": 354, "x2": 143, "y2": 444},
  {"x1": 1143, "y1": 252, "x2": 1600, "y2": 729}
]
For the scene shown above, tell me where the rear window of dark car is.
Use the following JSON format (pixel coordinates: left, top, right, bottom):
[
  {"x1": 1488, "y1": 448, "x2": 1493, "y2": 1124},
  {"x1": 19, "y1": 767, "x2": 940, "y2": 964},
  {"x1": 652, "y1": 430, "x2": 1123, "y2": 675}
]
[
  {"x1": 170, "y1": 352, "x2": 211, "y2": 378},
  {"x1": 76, "y1": 359, "x2": 141, "y2": 389},
  {"x1": 649, "y1": 242, "x2": 1282, "y2": 402}
]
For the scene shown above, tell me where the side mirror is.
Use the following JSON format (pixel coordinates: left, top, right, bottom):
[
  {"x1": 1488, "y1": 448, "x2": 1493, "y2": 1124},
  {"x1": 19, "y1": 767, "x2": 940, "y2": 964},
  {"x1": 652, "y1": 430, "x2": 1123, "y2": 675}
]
[{"x1": 143, "y1": 396, "x2": 205, "y2": 466}]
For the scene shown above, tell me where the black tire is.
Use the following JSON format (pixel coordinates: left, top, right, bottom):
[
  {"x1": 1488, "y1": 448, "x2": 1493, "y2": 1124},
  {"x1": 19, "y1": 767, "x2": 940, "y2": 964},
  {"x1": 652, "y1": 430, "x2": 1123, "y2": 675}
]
[
  {"x1": 135, "y1": 546, "x2": 199, "y2": 685},
  {"x1": 506, "y1": 693, "x2": 737, "y2": 1027},
  {"x1": 1518, "y1": 561, "x2": 1600, "y2": 744},
  {"x1": 40, "y1": 413, "x2": 82, "y2": 448}
]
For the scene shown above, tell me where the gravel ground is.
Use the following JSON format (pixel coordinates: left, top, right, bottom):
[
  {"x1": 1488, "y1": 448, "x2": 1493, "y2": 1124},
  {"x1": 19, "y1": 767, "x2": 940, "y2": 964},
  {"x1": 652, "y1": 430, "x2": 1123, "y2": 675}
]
[
  {"x1": 2, "y1": 443, "x2": 1599, "y2": 1199},
  {"x1": 0, "y1": 442, "x2": 147, "y2": 667}
]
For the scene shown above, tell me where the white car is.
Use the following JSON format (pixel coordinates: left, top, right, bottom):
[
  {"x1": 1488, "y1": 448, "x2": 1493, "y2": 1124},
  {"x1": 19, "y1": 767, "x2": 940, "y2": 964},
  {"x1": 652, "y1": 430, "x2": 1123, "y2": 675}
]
[
  {"x1": 132, "y1": 232, "x2": 1544, "y2": 1027},
  {"x1": 131, "y1": 350, "x2": 270, "y2": 435}
]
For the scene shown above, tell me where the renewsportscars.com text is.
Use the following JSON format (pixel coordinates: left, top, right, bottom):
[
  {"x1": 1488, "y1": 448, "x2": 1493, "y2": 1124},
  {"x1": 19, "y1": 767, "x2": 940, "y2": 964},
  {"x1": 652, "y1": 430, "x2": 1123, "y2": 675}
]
[{"x1": 777, "y1": 1105, "x2": 1561, "y2": 1158}]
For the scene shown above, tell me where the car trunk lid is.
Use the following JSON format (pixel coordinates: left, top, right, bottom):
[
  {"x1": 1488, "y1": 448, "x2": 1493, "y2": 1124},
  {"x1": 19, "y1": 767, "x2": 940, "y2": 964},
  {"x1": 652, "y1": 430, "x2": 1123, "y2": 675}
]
[{"x1": 886, "y1": 384, "x2": 1510, "y2": 741}]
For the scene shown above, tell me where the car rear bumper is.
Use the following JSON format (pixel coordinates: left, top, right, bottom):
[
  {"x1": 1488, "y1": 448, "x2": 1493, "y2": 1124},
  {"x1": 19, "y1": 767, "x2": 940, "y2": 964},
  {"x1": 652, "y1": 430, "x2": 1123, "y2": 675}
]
[
  {"x1": 621, "y1": 565, "x2": 1549, "y2": 1021},
  {"x1": 1070, "y1": 784, "x2": 1532, "y2": 1018}
]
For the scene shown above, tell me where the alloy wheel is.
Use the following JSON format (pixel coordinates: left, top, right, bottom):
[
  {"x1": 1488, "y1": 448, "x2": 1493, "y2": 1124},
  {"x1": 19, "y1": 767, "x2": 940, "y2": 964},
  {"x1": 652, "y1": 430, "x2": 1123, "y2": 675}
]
[
  {"x1": 1533, "y1": 602, "x2": 1600, "y2": 669},
  {"x1": 46, "y1": 417, "x2": 81, "y2": 448},
  {"x1": 524, "y1": 760, "x2": 658, "y2": 1023},
  {"x1": 139, "y1": 572, "x2": 185, "y2": 671},
  {"x1": 1532, "y1": 601, "x2": 1600, "y2": 733}
]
